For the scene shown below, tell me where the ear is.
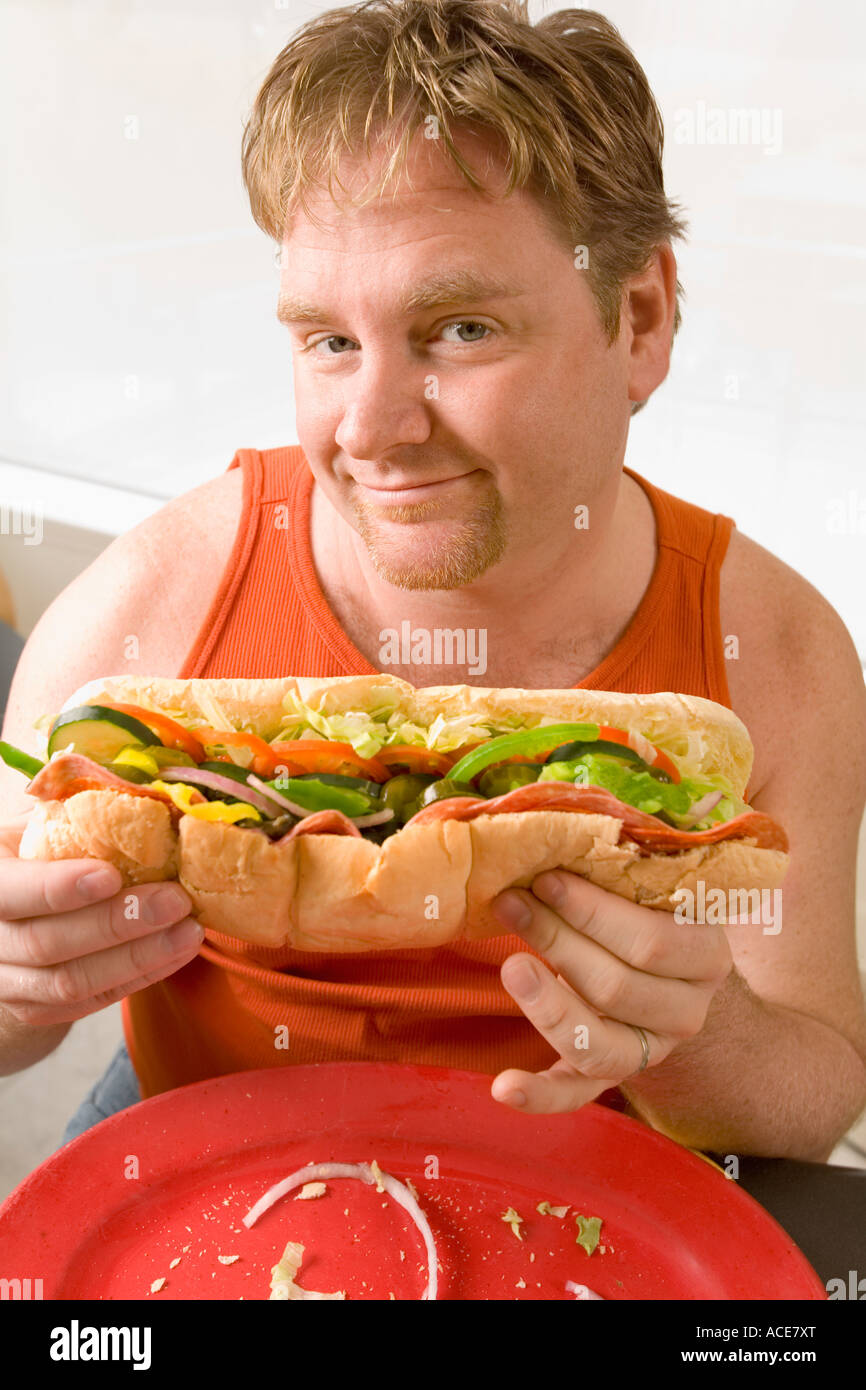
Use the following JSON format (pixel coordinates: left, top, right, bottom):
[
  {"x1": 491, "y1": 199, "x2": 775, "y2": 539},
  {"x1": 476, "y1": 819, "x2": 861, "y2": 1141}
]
[{"x1": 623, "y1": 243, "x2": 679, "y2": 409}]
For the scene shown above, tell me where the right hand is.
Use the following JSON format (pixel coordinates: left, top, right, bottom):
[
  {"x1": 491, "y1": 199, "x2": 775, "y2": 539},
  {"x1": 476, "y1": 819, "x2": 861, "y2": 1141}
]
[{"x1": 0, "y1": 815, "x2": 204, "y2": 1026}]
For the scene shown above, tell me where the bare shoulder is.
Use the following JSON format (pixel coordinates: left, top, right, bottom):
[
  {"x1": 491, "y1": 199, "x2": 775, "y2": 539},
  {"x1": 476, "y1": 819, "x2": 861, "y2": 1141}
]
[
  {"x1": 130, "y1": 467, "x2": 244, "y2": 576},
  {"x1": 57, "y1": 467, "x2": 244, "y2": 670},
  {"x1": 1, "y1": 468, "x2": 244, "y2": 792},
  {"x1": 717, "y1": 528, "x2": 866, "y2": 1074},
  {"x1": 720, "y1": 526, "x2": 866, "y2": 798}
]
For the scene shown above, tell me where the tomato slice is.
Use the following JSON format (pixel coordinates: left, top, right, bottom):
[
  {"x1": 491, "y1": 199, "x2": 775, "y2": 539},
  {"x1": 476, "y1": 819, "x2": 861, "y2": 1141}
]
[
  {"x1": 376, "y1": 745, "x2": 457, "y2": 776},
  {"x1": 100, "y1": 703, "x2": 206, "y2": 762},
  {"x1": 598, "y1": 725, "x2": 681, "y2": 783},
  {"x1": 269, "y1": 740, "x2": 391, "y2": 783},
  {"x1": 448, "y1": 740, "x2": 488, "y2": 761},
  {"x1": 191, "y1": 727, "x2": 286, "y2": 779}
]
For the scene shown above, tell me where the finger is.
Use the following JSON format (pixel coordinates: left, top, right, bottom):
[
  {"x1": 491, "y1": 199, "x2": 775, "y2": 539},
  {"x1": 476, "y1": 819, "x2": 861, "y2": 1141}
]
[
  {"x1": 0, "y1": 855, "x2": 126, "y2": 922},
  {"x1": 0, "y1": 881, "x2": 194, "y2": 968},
  {"x1": 0, "y1": 916, "x2": 204, "y2": 1025},
  {"x1": 491, "y1": 1058, "x2": 609, "y2": 1115},
  {"x1": 528, "y1": 871, "x2": 731, "y2": 983},
  {"x1": 499, "y1": 951, "x2": 668, "y2": 1081},
  {"x1": 495, "y1": 887, "x2": 712, "y2": 1037}
]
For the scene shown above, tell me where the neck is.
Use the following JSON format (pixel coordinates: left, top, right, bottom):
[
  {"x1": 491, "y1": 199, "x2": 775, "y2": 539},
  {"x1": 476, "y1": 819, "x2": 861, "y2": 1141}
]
[{"x1": 309, "y1": 466, "x2": 655, "y2": 681}]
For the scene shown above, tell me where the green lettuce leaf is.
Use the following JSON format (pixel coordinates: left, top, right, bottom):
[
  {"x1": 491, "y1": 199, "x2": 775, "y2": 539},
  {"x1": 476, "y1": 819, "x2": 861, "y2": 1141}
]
[{"x1": 539, "y1": 754, "x2": 748, "y2": 828}]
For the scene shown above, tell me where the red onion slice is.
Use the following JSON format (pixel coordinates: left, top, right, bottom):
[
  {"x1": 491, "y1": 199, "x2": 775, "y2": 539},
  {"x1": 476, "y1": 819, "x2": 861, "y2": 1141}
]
[
  {"x1": 247, "y1": 774, "x2": 394, "y2": 829},
  {"x1": 246, "y1": 773, "x2": 317, "y2": 819},
  {"x1": 676, "y1": 790, "x2": 724, "y2": 831},
  {"x1": 242, "y1": 1161, "x2": 438, "y2": 1300},
  {"x1": 349, "y1": 807, "x2": 395, "y2": 828},
  {"x1": 158, "y1": 766, "x2": 278, "y2": 816}
]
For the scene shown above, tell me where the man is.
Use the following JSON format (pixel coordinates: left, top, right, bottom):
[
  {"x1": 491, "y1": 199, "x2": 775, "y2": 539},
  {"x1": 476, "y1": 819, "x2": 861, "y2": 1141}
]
[{"x1": 1, "y1": 0, "x2": 864, "y2": 1161}]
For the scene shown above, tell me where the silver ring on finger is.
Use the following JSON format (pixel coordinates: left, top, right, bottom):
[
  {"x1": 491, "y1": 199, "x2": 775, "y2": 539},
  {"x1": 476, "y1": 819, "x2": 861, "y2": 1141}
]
[{"x1": 628, "y1": 1024, "x2": 651, "y2": 1076}]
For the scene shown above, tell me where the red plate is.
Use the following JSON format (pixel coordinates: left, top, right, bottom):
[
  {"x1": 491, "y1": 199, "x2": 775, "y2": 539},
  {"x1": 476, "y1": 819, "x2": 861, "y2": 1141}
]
[{"x1": 0, "y1": 1062, "x2": 824, "y2": 1301}]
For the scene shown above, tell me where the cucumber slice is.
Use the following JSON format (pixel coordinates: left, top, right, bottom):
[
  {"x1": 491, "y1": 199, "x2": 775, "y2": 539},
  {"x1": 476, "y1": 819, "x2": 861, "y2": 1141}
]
[
  {"x1": 48, "y1": 705, "x2": 160, "y2": 764},
  {"x1": 144, "y1": 745, "x2": 198, "y2": 769},
  {"x1": 109, "y1": 764, "x2": 153, "y2": 785},
  {"x1": 544, "y1": 739, "x2": 647, "y2": 767},
  {"x1": 111, "y1": 746, "x2": 162, "y2": 778},
  {"x1": 199, "y1": 760, "x2": 255, "y2": 784}
]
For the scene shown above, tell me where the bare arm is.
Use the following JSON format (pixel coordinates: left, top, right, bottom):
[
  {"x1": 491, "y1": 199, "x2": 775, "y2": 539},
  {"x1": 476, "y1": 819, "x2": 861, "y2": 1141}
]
[
  {"x1": 0, "y1": 474, "x2": 240, "y2": 1073},
  {"x1": 621, "y1": 569, "x2": 866, "y2": 1158},
  {"x1": 489, "y1": 553, "x2": 866, "y2": 1159}
]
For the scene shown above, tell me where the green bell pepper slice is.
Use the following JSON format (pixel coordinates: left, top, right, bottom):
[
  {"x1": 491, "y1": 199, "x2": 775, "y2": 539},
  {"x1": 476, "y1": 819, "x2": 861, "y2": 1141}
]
[
  {"x1": 447, "y1": 723, "x2": 600, "y2": 784},
  {"x1": 0, "y1": 740, "x2": 45, "y2": 779},
  {"x1": 266, "y1": 776, "x2": 377, "y2": 817}
]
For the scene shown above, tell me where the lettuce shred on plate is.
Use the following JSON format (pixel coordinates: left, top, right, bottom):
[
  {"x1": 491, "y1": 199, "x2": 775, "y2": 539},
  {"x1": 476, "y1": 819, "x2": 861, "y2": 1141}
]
[{"x1": 269, "y1": 1241, "x2": 346, "y2": 1301}]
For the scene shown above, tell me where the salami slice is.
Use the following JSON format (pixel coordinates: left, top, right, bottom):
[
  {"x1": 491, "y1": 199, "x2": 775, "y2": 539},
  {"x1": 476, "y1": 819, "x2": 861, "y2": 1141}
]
[
  {"x1": 25, "y1": 757, "x2": 788, "y2": 855},
  {"x1": 405, "y1": 782, "x2": 788, "y2": 854},
  {"x1": 26, "y1": 753, "x2": 195, "y2": 821},
  {"x1": 276, "y1": 809, "x2": 363, "y2": 842}
]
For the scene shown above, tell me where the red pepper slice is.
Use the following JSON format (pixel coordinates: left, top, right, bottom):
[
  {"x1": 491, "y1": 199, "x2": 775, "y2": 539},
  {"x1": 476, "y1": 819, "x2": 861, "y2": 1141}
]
[
  {"x1": 376, "y1": 745, "x2": 457, "y2": 776},
  {"x1": 268, "y1": 740, "x2": 391, "y2": 783},
  {"x1": 191, "y1": 727, "x2": 286, "y2": 779},
  {"x1": 597, "y1": 725, "x2": 681, "y2": 783},
  {"x1": 99, "y1": 703, "x2": 206, "y2": 762}
]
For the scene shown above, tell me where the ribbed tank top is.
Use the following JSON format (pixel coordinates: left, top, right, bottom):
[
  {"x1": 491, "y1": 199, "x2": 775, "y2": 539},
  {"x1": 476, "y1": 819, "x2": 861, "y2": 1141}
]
[{"x1": 122, "y1": 446, "x2": 735, "y2": 1101}]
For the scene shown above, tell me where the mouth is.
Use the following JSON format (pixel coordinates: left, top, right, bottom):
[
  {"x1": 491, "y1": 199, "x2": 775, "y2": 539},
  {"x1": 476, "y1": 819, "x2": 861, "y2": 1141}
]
[{"x1": 353, "y1": 471, "x2": 480, "y2": 505}]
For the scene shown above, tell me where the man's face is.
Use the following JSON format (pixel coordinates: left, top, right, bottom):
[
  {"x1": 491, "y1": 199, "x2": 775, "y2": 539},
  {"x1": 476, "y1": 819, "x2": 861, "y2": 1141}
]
[{"x1": 278, "y1": 127, "x2": 632, "y2": 591}]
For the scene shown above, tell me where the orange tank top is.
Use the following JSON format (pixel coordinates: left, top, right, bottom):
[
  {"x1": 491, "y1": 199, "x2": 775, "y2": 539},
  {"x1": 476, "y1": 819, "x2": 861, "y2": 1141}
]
[{"x1": 122, "y1": 447, "x2": 735, "y2": 1101}]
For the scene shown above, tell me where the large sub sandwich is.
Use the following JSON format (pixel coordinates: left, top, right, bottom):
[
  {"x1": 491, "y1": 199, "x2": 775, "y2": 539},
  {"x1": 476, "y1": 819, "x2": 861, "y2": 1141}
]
[{"x1": 1, "y1": 674, "x2": 789, "y2": 950}]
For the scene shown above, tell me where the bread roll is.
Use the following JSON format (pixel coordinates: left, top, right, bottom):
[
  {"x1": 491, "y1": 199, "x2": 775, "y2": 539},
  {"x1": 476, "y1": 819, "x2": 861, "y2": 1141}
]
[{"x1": 18, "y1": 675, "x2": 787, "y2": 949}]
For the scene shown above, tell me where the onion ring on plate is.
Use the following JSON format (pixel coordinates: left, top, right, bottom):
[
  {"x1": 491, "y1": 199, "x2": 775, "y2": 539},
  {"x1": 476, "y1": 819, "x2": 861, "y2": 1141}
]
[
  {"x1": 565, "y1": 1279, "x2": 604, "y2": 1299},
  {"x1": 242, "y1": 1160, "x2": 438, "y2": 1300}
]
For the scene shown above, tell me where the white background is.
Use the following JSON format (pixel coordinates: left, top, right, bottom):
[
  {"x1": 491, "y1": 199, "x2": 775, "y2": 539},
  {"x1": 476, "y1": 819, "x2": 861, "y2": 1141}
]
[{"x1": 1, "y1": 0, "x2": 864, "y2": 653}]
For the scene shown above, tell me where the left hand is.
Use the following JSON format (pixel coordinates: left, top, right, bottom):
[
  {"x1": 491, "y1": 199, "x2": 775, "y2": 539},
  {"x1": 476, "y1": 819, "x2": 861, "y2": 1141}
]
[{"x1": 489, "y1": 869, "x2": 733, "y2": 1114}]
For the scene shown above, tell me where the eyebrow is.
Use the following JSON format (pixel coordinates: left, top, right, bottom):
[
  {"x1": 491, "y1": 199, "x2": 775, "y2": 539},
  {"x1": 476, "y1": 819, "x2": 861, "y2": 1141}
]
[{"x1": 276, "y1": 269, "x2": 526, "y2": 326}]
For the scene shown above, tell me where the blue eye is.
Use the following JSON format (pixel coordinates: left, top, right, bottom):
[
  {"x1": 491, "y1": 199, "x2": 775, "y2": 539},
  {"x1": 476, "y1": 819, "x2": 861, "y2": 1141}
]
[
  {"x1": 306, "y1": 321, "x2": 492, "y2": 355},
  {"x1": 440, "y1": 321, "x2": 490, "y2": 343}
]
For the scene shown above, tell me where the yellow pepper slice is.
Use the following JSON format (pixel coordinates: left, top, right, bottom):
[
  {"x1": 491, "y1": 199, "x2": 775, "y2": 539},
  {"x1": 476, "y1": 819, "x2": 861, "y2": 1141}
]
[{"x1": 148, "y1": 779, "x2": 262, "y2": 823}]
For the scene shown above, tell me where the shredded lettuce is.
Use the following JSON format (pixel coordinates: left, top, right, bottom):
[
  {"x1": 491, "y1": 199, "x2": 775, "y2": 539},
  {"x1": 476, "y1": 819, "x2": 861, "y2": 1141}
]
[
  {"x1": 269, "y1": 698, "x2": 747, "y2": 815},
  {"x1": 273, "y1": 690, "x2": 504, "y2": 757},
  {"x1": 192, "y1": 690, "x2": 237, "y2": 733},
  {"x1": 160, "y1": 697, "x2": 253, "y2": 767}
]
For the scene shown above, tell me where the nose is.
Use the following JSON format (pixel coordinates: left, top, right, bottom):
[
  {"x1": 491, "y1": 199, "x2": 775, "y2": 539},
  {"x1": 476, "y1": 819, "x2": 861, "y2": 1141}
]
[{"x1": 334, "y1": 351, "x2": 433, "y2": 460}]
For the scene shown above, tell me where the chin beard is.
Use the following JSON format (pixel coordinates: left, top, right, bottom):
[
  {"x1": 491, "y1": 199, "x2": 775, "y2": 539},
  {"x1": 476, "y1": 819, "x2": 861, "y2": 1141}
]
[{"x1": 351, "y1": 491, "x2": 508, "y2": 591}]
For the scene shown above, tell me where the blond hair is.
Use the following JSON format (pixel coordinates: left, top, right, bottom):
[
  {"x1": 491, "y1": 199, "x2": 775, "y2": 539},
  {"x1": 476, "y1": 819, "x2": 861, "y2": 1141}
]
[{"x1": 242, "y1": 0, "x2": 687, "y2": 400}]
